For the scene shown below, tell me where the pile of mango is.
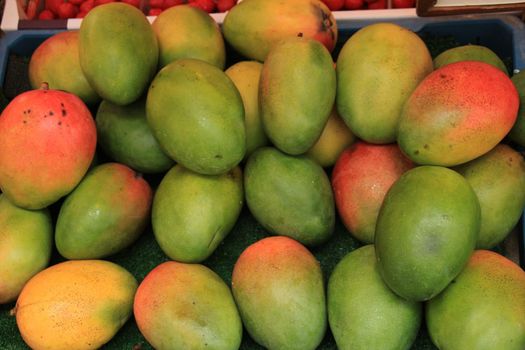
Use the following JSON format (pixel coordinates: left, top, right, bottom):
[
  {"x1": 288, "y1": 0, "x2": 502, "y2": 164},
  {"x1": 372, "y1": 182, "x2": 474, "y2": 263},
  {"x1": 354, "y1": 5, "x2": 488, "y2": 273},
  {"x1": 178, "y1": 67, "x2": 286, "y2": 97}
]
[{"x1": 2, "y1": 0, "x2": 525, "y2": 349}]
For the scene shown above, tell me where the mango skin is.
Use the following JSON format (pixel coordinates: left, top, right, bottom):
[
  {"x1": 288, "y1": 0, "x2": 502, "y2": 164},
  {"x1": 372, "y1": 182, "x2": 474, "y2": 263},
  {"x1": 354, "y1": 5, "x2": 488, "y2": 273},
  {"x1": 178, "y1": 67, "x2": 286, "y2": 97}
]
[
  {"x1": 508, "y1": 69, "x2": 525, "y2": 147},
  {"x1": 375, "y1": 166, "x2": 480, "y2": 302},
  {"x1": 225, "y1": 60, "x2": 269, "y2": 159},
  {"x1": 96, "y1": 98, "x2": 174, "y2": 174},
  {"x1": 222, "y1": 0, "x2": 337, "y2": 62},
  {"x1": 260, "y1": 37, "x2": 336, "y2": 155},
  {"x1": 0, "y1": 194, "x2": 53, "y2": 304},
  {"x1": 244, "y1": 147, "x2": 335, "y2": 246},
  {"x1": 433, "y1": 44, "x2": 508, "y2": 75},
  {"x1": 15, "y1": 260, "x2": 138, "y2": 350},
  {"x1": 146, "y1": 59, "x2": 246, "y2": 175},
  {"x1": 336, "y1": 22, "x2": 433, "y2": 144},
  {"x1": 79, "y1": 2, "x2": 158, "y2": 106},
  {"x1": 426, "y1": 250, "x2": 525, "y2": 350},
  {"x1": 331, "y1": 142, "x2": 414, "y2": 244},
  {"x1": 152, "y1": 5, "x2": 225, "y2": 69},
  {"x1": 134, "y1": 261, "x2": 242, "y2": 350},
  {"x1": 152, "y1": 164, "x2": 244, "y2": 263},
  {"x1": 55, "y1": 162, "x2": 153, "y2": 260},
  {"x1": 398, "y1": 61, "x2": 519, "y2": 167},
  {"x1": 232, "y1": 236, "x2": 326, "y2": 350},
  {"x1": 328, "y1": 245, "x2": 422, "y2": 350},
  {"x1": 0, "y1": 88, "x2": 97, "y2": 210},
  {"x1": 453, "y1": 144, "x2": 525, "y2": 249},
  {"x1": 28, "y1": 31, "x2": 100, "y2": 106}
]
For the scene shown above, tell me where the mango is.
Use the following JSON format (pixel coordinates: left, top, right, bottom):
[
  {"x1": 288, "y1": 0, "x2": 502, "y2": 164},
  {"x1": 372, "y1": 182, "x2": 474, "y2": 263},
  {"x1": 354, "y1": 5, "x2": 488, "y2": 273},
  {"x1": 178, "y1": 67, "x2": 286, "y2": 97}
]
[
  {"x1": 328, "y1": 245, "x2": 422, "y2": 350},
  {"x1": 152, "y1": 5, "x2": 225, "y2": 69},
  {"x1": 232, "y1": 236, "x2": 326, "y2": 350},
  {"x1": 375, "y1": 165, "x2": 480, "y2": 301},
  {"x1": 15, "y1": 260, "x2": 137, "y2": 350},
  {"x1": 152, "y1": 164, "x2": 243, "y2": 263},
  {"x1": 0, "y1": 87, "x2": 97, "y2": 209},
  {"x1": 426, "y1": 250, "x2": 525, "y2": 350},
  {"x1": 222, "y1": 0, "x2": 337, "y2": 62},
  {"x1": 55, "y1": 162, "x2": 153, "y2": 259},
  {"x1": 244, "y1": 147, "x2": 335, "y2": 246},
  {"x1": 336, "y1": 22, "x2": 433, "y2": 144},
  {"x1": 146, "y1": 59, "x2": 245, "y2": 175},
  {"x1": 508, "y1": 69, "x2": 525, "y2": 147},
  {"x1": 79, "y1": 2, "x2": 158, "y2": 105},
  {"x1": 96, "y1": 98, "x2": 174, "y2": 174},
  {"x1": 0, "y1": 194, "x2": 52, "y2": 304},
  {"x1": 260, "y1": 36, "x2": 336, "y2": 155},
  {"x1": 305, "y1": 108, "x2": 355, "y2": 168},
  {"x1": 28, "y1": 31, "x2": 100, "y2": 106},
  {"x1": 225, "y1": 60, "x2": 269, "y2": 159},
  {"x1": 433, "y1": 44, "x2": 508, "y2": 75},
  {"x1": 134, "y1": 261, "x2": 242, "y2": 350},
  {"x1": 453, "y1": 144, "x2": 525, "y2": 249},
  {"x1": 398, "y1": 61, "x2": 519, "y2": 166},
  {"x1": 331, "y1": 142, "x2": 414, "y2": 244}
]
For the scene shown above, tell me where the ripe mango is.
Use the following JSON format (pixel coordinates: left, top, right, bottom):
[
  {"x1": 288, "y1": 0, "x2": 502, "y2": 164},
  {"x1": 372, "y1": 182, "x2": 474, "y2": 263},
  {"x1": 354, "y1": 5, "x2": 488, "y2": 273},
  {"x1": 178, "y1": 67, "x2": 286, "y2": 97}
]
[
  {"x1": 96, "y1": 98, "x2": 174, "y2": 174},
  {"x1": 152, "y1": 164, "x2": 244, "y2": 263},
  {"x1": 15, "y1": 260, "x2": 137, "y2": 350},
  {"x1": 336, "y1": 22, "x2": 433, "y2": 144},
  {"x1": 398, "y1": 61, "x2": 519, "y2": 166},
  {"x1": 426, "y1": 250, "x2": 525, "y2": 350},
  {"x1": 260, "y1": 37, "x2": 336, "y2": 155},
  {"x1": 152, "y1": 5, "x2": 225, "y2": 69},
  {"x1": 28, "y1": 31, "x2": 100, "y2": 106},
  {"x1": 146, "y1": 59, "x2": 245, "y2": 175},
  {"x1": 134, "y1": 261, "x2": 242, "y2": 350},
  {"x1": 375, "y1": 165, "x2": 480, "y2": 301},
  {"x1": 328, "y1": 245, "x2": 421, "y2": 349},
  {"x1": 225, "y1": 60, "x2": 269, "y2": 159},
  {"x1": 508, "y1": 69, "x2": 525, "y2": 147},
  {"x1": 232, "y1": 236, "x2": 326, "y2": 350},
  {"x1": 453, "y1": 144, "x2": 525, "y2": 249},
  {"x1": 0, "y1": 194, "x2": 52, "y2": 304},
  {"x1": 244, "y1": 147, "x2": 335, "y2": 246},
  {"x1": 0, "y1": 87, "x2": 97, "y2": 209},
  {"x1": 222, "y1": 0, "x2": 337, "y2": 62},
  {"x1": 79, "y1": 2, "x2": 158, "y2": 105}
]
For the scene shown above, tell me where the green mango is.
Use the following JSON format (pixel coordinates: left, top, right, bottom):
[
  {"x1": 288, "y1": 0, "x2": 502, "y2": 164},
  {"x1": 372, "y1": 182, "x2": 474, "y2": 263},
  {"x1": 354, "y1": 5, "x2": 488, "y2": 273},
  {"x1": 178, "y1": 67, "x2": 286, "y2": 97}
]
[
  {"x1": 433, "y1": 44, "x2": 508, "y2": 75},
  {"x1": 244, "y1": 147, "x2": 334, "y2": 246},
  {"x1": 55, "y1": 162, "x2": 153, "y2": 259},
  {"x1": 151, "y1": 164, "x2": 244, "y2": 263},
  {"x1": 79, "y1": 2, "x2": 158, "y2": 105},
  {"x1": 260, "y1": 37, "x2": 336, "y2": 155},
  {"x1": 336, "y1": 22, "x2": 433, "y2": 143},
  {"x1": 96, "y1": 98, "x2": 174, "y2": 174},
  {"x1": 146, "y1": 59, "x2": 246, "y2": 175},
  {"x1": 0, "y1": 194, "x2": 53, "y2": 304},
  {"x1": 328, "y1": 245, "x2": 422, "y2": 350}
]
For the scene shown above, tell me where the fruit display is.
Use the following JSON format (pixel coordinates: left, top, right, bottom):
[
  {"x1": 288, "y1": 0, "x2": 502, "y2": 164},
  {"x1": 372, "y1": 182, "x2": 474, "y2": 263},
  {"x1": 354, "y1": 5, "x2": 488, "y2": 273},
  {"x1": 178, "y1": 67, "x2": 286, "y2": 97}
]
[{"x1": 1, "y1": 1, "x2": 525, "y2": 349}]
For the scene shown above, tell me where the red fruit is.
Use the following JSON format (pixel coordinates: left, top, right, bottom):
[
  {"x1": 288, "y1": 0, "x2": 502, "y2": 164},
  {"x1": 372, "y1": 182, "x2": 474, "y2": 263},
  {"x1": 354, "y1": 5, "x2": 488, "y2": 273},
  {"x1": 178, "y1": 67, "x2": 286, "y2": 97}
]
[
  {"x1": 344, "y1": 0, "x2": 364, "y2": 10},
  {"x1": 38, "y1": 9, "x2": 56, "y2": 19},
  {"x1": 0, "y1": 86, "x2": 97, "y2": 210},
  {"x1": 392, "y1": 0, "x2": 415, "y2": 8},
  {"x1": 76, "y1": 10, "x2": 88, "y2": 17},
  {"x1": 322, "y1": 0, "x2": 344, "y2": 11},
  {"x1": 93, "y1": 0, "x2": 115, "y2": 6},
  {"x1": 149, "y1": 0, "x2": 164, "y2": 8},
  {"x1": 163, "y1": 0, "x2": 185, "y2": 8},
  {"x1": 121, "y1": 0, "x2": 141, "y2": 7},
  {"x1": 367, "y1": 0, "x2": 387, "y2": 9},
  {"x1": 216, "y1": 0, "x2": 235, "y2": 12},
  {"x1": 80, "y1": 0, "x2": 94, "y2": 12},
  {"x1": 148, "y1": 7, "x2": 163, "y2": 15},
  {"x1": 57, "y1": 2, "x2": 78, "y2": 18},
  {"x1": 68, "y1": 0, "x2": 84, "y2": 5},
  {"x1": 188, "y1": 0, "x2": 215, "y2": 13},
  {"x1": 45, "y1": 0, "x2": 62, "y2": 14}
]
